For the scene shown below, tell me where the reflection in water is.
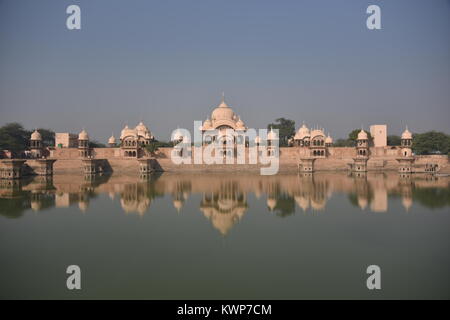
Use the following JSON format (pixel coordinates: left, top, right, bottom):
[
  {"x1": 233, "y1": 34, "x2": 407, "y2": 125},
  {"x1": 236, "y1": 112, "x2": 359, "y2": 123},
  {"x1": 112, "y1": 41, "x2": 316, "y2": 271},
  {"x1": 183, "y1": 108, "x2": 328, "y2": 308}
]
[
  {"x1": 1, "y1": 172, "x2": 449, "y2": 234},
  {"x1": 1, "y1": 172, "x2": 449, "y2": 300},
  {"x1": 200, "y1": 181, "x2": 248, "y2": 235}
]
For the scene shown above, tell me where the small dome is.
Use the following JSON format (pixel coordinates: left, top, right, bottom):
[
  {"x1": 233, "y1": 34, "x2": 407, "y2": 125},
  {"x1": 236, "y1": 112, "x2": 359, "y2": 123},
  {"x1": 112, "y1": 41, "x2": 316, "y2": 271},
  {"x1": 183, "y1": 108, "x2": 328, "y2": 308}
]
[
  {"x1": 171, "y1": 129, "x2": 184, "y2": 141},
  {"x1": 357, "y1": 129, "x2": 368, "y2": 140},
  {"x1": 120, "y1": 125, "x2": 136, "y2": 139},
  {"x1": 31, "y1": 130, "x2": 42, "y2": 140},
  {"x1": 325, "y1": 135, "x2": 333, "y2": 144},
  {"x1": 78, "y1": 129, "x2": 89, "y2": 140},
  {"x1": 108, "y1": 135, "x2": 116, "y2": 144},
  {"x1": 267, "y1": 128, "x2": 278, "y2": 140},
  {"x1": 202, "y1": 118, "x2": 212, "y2": 130},
  {"x1": 401, "y1": 127, "x2": 412, "y2": 140},
  {"x1": 295, "y1": 124, "x2": 310, "y2": 140},
  {"x1": 135, "y1": 121, "x2": 152, "y2": 139},
  {"x1": 236, "y1": 117, "x2": 245, "y2": 129}
]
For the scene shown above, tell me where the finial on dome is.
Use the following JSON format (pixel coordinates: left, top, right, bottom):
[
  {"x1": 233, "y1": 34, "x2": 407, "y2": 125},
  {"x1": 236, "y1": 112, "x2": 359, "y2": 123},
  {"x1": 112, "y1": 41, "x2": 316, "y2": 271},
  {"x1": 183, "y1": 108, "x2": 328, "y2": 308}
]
[{"x1": 221, "y1": 91, "x2": 225, "y2": 103}]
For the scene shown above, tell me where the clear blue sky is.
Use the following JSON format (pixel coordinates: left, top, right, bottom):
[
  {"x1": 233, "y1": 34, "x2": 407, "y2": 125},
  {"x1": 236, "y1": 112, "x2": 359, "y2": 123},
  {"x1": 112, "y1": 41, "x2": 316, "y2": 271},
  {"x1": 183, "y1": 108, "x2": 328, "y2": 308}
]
[{"x1": 0, "y1": 0, "x2": 449, "y2": 142}]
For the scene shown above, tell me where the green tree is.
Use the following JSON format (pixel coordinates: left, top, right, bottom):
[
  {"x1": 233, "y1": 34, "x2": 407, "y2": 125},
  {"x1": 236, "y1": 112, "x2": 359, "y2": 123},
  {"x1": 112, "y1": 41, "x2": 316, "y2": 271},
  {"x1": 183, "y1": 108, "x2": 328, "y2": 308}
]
[
  {"x1": 387, "y1": 135, "x2": 401, "y2": 146},
  {"x1": 412, "y1": 131, "x2": 450, "y2": 155},
  {"x1": 36, "y1": 128, "x2": 55, "y2": 147},
  {"x1": 0, "y1": 122, "x2": 30, "y2": 153},
  {"x1": 89, "y1": 140, "x2": 106, "y2": 148},
  {"x1": 267, "y1": 118, "x2": 295, "y2": 147},
  {"x1": 144, "y1": 141, "x2": 173, "y2": 155},
  {"x1": 333, "y1": 138, "x2": 354, "y2": 147}
]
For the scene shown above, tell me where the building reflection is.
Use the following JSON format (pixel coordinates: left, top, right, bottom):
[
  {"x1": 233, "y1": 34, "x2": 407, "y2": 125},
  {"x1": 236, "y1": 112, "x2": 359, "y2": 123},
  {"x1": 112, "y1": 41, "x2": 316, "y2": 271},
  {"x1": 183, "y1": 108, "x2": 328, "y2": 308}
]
[
  {"x1": 117, "y1": 174, "x2": 164, "y2": 215},
  {"x1": 200, "y1": 181, "x2": 247, "y2": 235},
  {"x1": 1, "y1": 172, "x2": 449, "y2": 235},
  {"x1": 170, "y1": 180, "x2": 192, "y2": 213}
]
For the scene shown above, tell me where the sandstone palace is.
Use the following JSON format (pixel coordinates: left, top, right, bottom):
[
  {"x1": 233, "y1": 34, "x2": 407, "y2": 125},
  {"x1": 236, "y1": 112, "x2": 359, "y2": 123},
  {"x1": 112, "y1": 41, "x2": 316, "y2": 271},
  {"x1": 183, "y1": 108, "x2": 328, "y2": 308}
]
[{"x1": 0, "y1": 96, "x2": 448, "y2": 179}]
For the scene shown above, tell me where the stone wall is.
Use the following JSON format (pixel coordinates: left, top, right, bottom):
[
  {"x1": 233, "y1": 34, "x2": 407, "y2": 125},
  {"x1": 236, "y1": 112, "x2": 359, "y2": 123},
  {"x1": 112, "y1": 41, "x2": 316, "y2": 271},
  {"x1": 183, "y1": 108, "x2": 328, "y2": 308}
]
[{"x1": 46, "y1": 146, "x2": 449, "y2": 174}]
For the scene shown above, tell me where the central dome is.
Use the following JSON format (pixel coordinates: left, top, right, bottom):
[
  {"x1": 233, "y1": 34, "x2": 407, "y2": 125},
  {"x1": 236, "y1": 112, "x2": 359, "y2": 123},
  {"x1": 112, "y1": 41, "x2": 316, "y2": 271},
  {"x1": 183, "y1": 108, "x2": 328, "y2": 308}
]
[{"x1": 211, "y1": 100, "x2": 236, "y2": 121}]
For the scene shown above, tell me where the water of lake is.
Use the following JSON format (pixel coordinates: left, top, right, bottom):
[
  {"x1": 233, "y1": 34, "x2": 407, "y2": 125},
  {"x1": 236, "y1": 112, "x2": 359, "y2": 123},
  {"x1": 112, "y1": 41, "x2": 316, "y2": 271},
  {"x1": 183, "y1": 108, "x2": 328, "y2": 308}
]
[{"x1": 0, "y1": 172, "x2": 449, "y2": 299}]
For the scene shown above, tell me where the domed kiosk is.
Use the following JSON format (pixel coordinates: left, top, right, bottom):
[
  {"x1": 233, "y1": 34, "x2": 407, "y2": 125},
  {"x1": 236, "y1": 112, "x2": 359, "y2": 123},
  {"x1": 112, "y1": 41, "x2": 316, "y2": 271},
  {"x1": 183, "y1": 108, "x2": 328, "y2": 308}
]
[{"x1": 201, "y1": 95, "x2": 248, "y2": 157}]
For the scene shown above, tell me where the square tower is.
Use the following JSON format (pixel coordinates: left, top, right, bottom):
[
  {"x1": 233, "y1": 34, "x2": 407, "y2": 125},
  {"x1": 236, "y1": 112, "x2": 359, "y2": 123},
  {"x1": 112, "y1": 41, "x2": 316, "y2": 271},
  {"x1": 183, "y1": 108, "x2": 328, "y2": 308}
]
[{"x1": 370, "y1": 125, "x2": 387, "y2": 147}]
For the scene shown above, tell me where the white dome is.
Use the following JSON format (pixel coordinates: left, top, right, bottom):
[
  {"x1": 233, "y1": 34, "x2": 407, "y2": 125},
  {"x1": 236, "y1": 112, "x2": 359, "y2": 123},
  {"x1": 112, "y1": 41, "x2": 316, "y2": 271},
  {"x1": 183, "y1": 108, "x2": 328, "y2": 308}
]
[
  {"x1": 236, "y1": 117, "x2": 245, "y2": 129},
  {"x1": 31, "y1": 130, "x2": 42, "y2": 140},
  {"x1": 295, "y1": 124, "x2": 310, "y2": 140},
  {"x1": 120, "y1": 125, "x2": 129, "y2": 135},
  {"x1": 401, "y1": 128, "x2": 412, "y2": 140},
  {"x1": 202, "y1": 118, "x2": 212, "y2": 130},
  {"x1": 135, "y1": 121, "x2": 152, "y2": 139},
  {"x1": 211, "y1": 100, "x2": 236, "y2": 121},
  {"x1": 171, "y1": 129, "x2": 184, "y2": 141},
  {"x1": 325, "y1": 135, "x2": 333, "y2": 144},
  {"x1": 120, "y1": 125, "x2": 136, "y2": 139},
  {"x1": 78, "y1": 129, "x2": 89, "y2": 140},
  {"x1": 108, "y1": 135, "x2": 116, "y2": 144},
  {"x1": 357, "y1": 129, "x2": 368, "y2": 140}
]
